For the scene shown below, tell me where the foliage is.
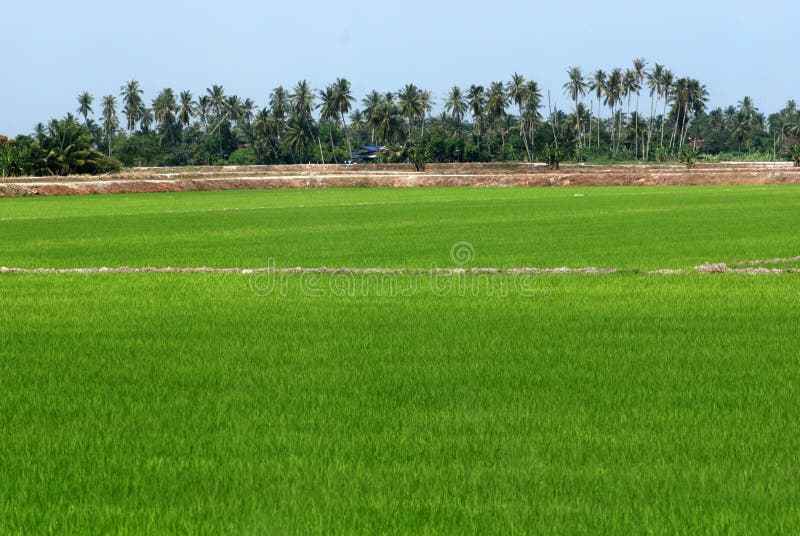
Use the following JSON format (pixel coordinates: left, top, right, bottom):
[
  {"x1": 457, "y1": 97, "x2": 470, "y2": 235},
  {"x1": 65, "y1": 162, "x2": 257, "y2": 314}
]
[
  {"x1": 4, "y1": 187, "x2": 800, "y2": 532},
  {"x1": 543, "y1": 143, "x2": 564, "y2": 169},
  {"x1": 679, "y1": 146, "x2": 700, "y2": 168},
  {"x1": 790, "y1": 144, "x2": 800, "y2": 167},
  {"x1": 13, "y1": 69, "x2": 800, "y2": 174},
  {"x1": 227, "y1": 147, "x2": 257, "y2": 165},
  {"x1": 2, "y1": 116, "x2": 119, "y2": 176}
]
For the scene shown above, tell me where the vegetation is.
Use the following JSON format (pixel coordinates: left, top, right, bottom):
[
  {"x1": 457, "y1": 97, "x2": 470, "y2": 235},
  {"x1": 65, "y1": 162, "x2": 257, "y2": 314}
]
[
  {"x1": 1, "y1": 116, "x2": 120, "y2": 176},
  {"x1": 2, "y1": 186, "x2": 800, "y2": 532},
  {"x1": 3, "y1": 186, "x2": 800, "y2": 271},
  {"x1": 3, "y1": 59, "x2": 799, "y2": 176}
]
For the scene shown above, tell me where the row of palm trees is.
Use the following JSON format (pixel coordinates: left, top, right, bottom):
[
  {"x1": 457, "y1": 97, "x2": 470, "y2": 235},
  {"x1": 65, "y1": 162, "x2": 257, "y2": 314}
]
[{"x1": 65, "y1": 61, "x2": 798, "y2": 165}]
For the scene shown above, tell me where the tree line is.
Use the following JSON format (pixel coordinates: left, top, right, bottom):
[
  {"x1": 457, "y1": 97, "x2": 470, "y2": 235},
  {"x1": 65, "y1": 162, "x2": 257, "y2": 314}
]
[{"x1": 3, "y1": 58, "x2": 800, "y2": 176}]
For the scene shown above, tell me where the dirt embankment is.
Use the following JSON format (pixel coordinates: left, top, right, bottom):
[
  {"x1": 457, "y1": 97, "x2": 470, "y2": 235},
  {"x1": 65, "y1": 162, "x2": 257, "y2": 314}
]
[{"x1": 1, "y1": 162, "x2": 799, "y2": 197}]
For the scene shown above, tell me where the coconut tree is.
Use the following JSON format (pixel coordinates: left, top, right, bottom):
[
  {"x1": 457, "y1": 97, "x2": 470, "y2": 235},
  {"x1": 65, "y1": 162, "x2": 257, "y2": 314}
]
[
  {"x1": 197, "y1": 95, "x2": 211, "y2": 128},
  {"x1": 466, "y1": 85, "x2": 486, "y2": 149},
  {"x1": 152, "y1": 88, "x2": 178, "y2": 144},
  {"x1": 374, "y1": 95, "x2": 401, "y2": 145},
  {"x1": 604, "y1": 69, "x2": 623, "y2": 154},
  {"x1": 563, "y1": 66, "x2": 588, "y2": 148},
  {"x1": 508, "y1": 73, "x2": 531, "y2": 159},
  {"x1": 318, "y1": 84, "x2": 340, "y2": 161},
  {"x1": 419, "y1": 89, "x2": 433, "y2": 141},
  {"x1": 362, "y1": 90, "x2": 382, "y2": 145},
  {"x1": 645, "y1": 63, "x2": 664, "y2": 159},
  {"x1": 101, "y1": 95, "x2": 118, "y2": 157},
  {"x1": 290, "y1": 80, "x2": 318, "y2": 160},
  {"x1": 76, "y1": 92, "x2": 94, "y2": 125},
  {"x1": 178, "y1": 91, "x2": 194, "y2": 129},
  {"x1": 444, "y1": 86, "x2": 467, "y2": 136},
  {"x1": 522, "y1": 81, "x2": 542, "y2": 156},
  {"x1": 659, "y1": 69, "x2": 675, "y2": 151},
  {"x1": 589, "y1": 69, "x2": 607, "y2": 151},
  {"x1": 290, "y1": 81, "x2": 316, "y2": 133},
  {"x1": 348, "y1": 109, "x2": 367, "y2": 141},
  {"x1": 486, "y1": 81, "x2": 508, "y2": 149},
  {"x1": 621, "y1": 69, "x2": 640, "y2": 154},
  {"x1": 269, "y1": 86, "x2": 289, "y2": 143},
  {"x1": 120, "y1": 80, "x2": 144, "y2": 132},
  {"x1": 333, "y1": 78, "x2": 355, "y2": 155},
  {"x1": 139, "y1": 104, "x2": 153, "y2": 133},
  {"x1": 632, "y1": 58, "x2": 647, "y2": 158},
  {"x1": 397, "y1": 84, "x2": 423, "y2": 141}
]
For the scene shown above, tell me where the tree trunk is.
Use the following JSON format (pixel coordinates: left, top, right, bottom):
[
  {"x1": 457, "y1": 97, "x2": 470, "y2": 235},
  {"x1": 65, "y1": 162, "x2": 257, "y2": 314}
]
[
  {"x1": 635, "y1": 92, "x2": 640, "y2": 159},
  {"x1": 340, "y1": 112, "x2": 352, "y2": 158}
]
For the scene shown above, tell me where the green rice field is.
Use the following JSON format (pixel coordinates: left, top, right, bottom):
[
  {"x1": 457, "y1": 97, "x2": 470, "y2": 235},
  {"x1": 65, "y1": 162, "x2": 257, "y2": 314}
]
[{"x1": 2, "y1": 185, "x2": 800, "y2": 533}]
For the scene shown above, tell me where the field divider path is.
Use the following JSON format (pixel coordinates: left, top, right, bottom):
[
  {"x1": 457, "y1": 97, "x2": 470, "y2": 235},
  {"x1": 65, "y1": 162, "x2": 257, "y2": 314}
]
[{"x1": 2, "y1": 264, "x2": 799, "y2": 275}]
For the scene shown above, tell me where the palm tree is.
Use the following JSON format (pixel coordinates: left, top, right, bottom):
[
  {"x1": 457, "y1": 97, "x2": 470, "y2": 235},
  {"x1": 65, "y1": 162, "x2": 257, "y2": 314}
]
[
  {"x1": 269, "y1": 86, "x2": 289, "y2": 143},
  {"x1": 604, "y1": 69, "x2": 623, "y2": 154},
  {"x1": 444, "y1": 86, "x2": 467, "y2": 136},
  {"x1": 589, "y1": 69, "x2": 607, "y2": 151},
  {"x1": 645, "y1": 63, "x2": 664, "y2": 159},
  {"x1": 622, "y1": 69, "x2": 640, "y2": 154},
  {"x1": 76, "y1": 92, "x2": 94, "y2": 125},
  {"x1": 466, "y1": 85, "x2": 486, "y2": 149},
  {"x1": 152, "y1": 88, "x2": 178, "y2": 144},
  {"x1": 290, "y1": 80, "x2": 318, "y2": 161},
  {"x1": 672, "y1": 78, "x2": 708, "y2": 149},
  {"x1": 397, "y1": 84, "x2": 423, "y2": 141},
  {"x1": 333, "y1": 78, "x2": 355, "y2": 155},
  {"x1": 362, "y1": 90, "x2": 382, "y2": 145},
  {"x1": 139, "y1": 104, "x2": 154, "y2": 132},
  {"x1": 207, "y1": 85, "x2": 226, "y2": 121},
  {"x1": 523, "y1": 81, "x2": 542, "y2": 157},
  {"x1": 632, "y1": 58, "x2": 647, "y2": 158},
  {"x1": 120, "y1": 80, "x2": 144, "y2": 132},
  {"x1": 374, "y1": 95, "x2": 401, "y2": 145},
  {"x1": 659, "y1": 69, "x2": 675, "y2": 151},
  {"x1": 178, "y1": 91, "x2": 194, "y2": 129},
  {"x1": 348, "y1": 109, "x2": 367, "y2": 141},
  {"x1": 507, "y1": 73, "x2": 531, "y2": 159},
  {"x1": 563, "y1": 66, "x2": 588, "y2": 148},
  {"x1": 101, "y1": 95, "x2": 118, "y2": 157},
  {"x1": 736, "y1": 96, "x2": 759, "y2": 152},
  {"x1": 486, "y1": 82, "x2": 508, "y2": 149},
  {"x1": 197, "y1": 95, "x2": 211, "y2": 128},
  {"x1": 318, "y1": 84, "x2": 340, "y2": 161},
  {"x1": 419, "y1": 89, "x2": 433, "y2": 141}
]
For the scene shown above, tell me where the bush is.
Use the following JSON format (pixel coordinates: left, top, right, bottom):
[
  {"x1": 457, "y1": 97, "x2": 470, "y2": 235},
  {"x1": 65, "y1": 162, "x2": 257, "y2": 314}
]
[
  {"x1": 226, "y1": 148, "x2": 257, "y2": 166},
  {"x1": 790, "y1": 145, "x2": 800, "y2": 167}
]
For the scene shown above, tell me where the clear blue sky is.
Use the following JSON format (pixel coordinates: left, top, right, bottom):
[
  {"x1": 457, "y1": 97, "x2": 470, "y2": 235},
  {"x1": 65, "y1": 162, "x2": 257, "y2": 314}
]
[{"x1": 2, "y1": 0, "x2": 796, "y2": 136}]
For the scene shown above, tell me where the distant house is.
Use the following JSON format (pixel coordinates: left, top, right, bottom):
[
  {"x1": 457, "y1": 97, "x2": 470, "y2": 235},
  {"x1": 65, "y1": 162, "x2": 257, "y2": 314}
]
[
  {"x1": 349, "y1": 145, "x2": 388, "y2": 162},
  {"x1": 0, "y1": 135, "x2": 9, "y2": 145}
]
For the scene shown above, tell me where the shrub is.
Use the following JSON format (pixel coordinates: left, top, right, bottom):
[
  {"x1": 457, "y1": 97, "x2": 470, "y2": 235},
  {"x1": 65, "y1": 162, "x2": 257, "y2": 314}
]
[{"x1": 226, "y1": 148, "x2": 257, "y2": 166}]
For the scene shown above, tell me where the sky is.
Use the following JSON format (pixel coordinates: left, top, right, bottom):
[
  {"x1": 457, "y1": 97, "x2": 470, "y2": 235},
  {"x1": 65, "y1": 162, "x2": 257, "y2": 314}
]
[{"x1": 2, "y1": 0, "x2": 797, "y2": 136}]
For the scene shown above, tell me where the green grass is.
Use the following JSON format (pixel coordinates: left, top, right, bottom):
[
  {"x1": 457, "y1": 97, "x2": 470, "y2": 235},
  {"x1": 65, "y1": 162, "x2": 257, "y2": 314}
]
[
  {"x1": 2, "y1": 185, "x2": 800, "y2": 533},
  {"x1": 2, "y1": 186, "x2": 799, "y2": 270}
]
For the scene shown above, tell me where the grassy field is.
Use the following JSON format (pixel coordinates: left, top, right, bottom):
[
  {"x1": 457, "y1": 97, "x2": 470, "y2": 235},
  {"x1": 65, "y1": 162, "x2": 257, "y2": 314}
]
[
  {"x1": 2, "y1": 185, "x2": 800, "y2": 533},
  {"x1": 2, "y1": 185, "x2": 800, "y2": 270}
]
